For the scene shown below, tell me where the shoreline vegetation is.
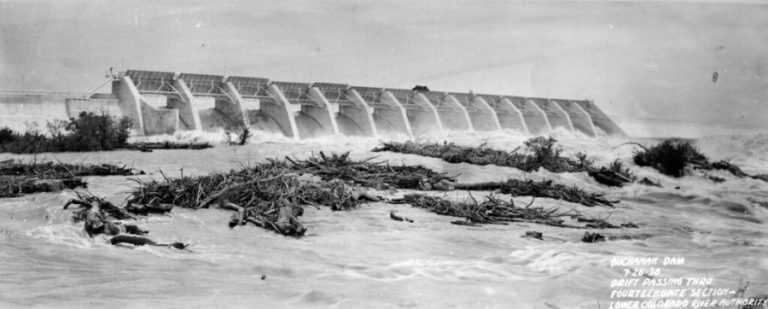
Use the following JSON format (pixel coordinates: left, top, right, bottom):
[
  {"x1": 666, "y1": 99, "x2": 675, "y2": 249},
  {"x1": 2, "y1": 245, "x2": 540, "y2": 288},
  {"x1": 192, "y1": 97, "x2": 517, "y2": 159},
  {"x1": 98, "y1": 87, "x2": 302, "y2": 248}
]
[
  {"x1": 0, "y1": 112, "x2": 213, "y2": 154},
  {"x1": 0, "y1": 159, "x2": 143, "y2": 198}
]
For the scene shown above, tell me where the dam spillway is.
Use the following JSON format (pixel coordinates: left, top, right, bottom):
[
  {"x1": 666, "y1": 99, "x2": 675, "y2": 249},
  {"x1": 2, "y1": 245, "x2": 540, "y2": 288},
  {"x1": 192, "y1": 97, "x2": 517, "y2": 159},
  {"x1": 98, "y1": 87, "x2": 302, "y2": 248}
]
[{"x1": 0, "y1": 70, "x2": 626, "y2": 139}]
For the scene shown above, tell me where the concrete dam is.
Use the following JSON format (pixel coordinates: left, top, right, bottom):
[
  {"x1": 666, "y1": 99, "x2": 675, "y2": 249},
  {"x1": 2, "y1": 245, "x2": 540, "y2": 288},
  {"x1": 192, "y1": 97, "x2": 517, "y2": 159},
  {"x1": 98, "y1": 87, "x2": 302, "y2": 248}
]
[{"x1": 1, "y1": 70, "x2": 625, "y2": 139}]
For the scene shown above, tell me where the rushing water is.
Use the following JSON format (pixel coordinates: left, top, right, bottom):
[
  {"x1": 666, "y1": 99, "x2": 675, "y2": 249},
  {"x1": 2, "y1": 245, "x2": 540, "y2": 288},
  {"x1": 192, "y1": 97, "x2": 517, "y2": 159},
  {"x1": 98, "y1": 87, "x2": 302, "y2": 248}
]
[{"x1": 1, "y1": 128, "x2": 768, "y2": 308}]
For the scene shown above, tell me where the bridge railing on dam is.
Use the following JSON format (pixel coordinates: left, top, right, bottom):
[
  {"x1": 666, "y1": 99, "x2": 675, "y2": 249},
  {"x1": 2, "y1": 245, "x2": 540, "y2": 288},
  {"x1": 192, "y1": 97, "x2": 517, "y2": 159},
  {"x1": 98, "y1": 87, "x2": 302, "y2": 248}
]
[
  {"x1": 177, "y1": 73, "x2": 227, "y2": 96},
  {"x1": 228, "y1": 76, "x2": 271, "y2": 98},
  {"x1": 385, "y1": 89, "x2": 418, "y2": 110},
  {"x1": 350, "y1": 87, "x2": 385, "y2": 106},
  {"x1": 312, "y1": 83, "x2": 350, "y2": 103},
  {"x1": 126, "y1": 70, "x2": 177, "y2": 95},
  {"x1": 272, "y1": 82, "x2": 315, "y2": 105},
  {"x1": 89, "y1": 70, "x2": 628, "y2": 138}
]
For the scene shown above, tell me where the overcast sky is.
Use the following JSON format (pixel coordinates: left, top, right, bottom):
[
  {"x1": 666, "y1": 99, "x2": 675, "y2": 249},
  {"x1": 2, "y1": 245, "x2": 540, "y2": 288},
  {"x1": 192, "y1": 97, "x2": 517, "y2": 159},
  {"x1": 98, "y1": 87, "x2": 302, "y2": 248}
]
[{"x1": 1, "y1": 0, "x2": 766, "y2": 131}]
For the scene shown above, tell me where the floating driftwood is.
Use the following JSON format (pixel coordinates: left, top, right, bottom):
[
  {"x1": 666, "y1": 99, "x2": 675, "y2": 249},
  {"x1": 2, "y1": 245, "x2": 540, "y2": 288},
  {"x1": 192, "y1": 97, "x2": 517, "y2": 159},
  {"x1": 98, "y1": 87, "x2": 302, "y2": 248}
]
[
  {"x1": 450, "y1": 179, "x2": 617, "y2": 207},
  {"x1": 0, "y1": 160, "x2": 142, "y2": 178},
  {"x1": 709, "y1": 160, "x2": 750, "y2": 177},
  {"x1": 390, "y1": 193, "x2": 630, "y2": 228},
  {"x1": 588, "y1": 160, "x2": 635, "y2": 187},
  {"x1": 389, "y1": 210, "x2": 413, "y2": 223},
  {"x1": 500, "y1": 179, "x2": 617, "y2": 207},
  {"x1": 582, "y1": 232, "x2": 606, "y2": 243},
  {"x1": 281, "y1": 152, "x2": 617, "y2": 207},
  {"x1": 64, "y1": 193, "x2": 137, "y2": 221},
  {"x1": 110, "y1": 235, "x2": 188, "y2": 249},
  {"x1": 373, "y1": 138, "x2": 578, "y2": 172},
  {"x1": 280, "y1": 151, "x2": 456, "y2": 190},
  {"x1": 125, "y1": 141, "x2": 213, "y2": 151},
  {"x1": 373, "y1": 137, "x2": 635, "y2": 187},
  {"x1": 522, "y1": 231, "x2": 543, "y2": 240},
  {"x1": 0, "y1": 160, "x2": 143, "y2": 198},
  {"x1": 125, "y1": 158, "x2": 384, "y2": 236},
  {"x1": 638, "y1": 177, "x2": 662, "y2": 187},
  {"x1": 119, "y1": 151, "x2": 627, "y2": 236},
  {"x1": 63, "y1": 193, "x2": 187, "y2": 249},
  {"x1": 0, "y1": 177, "x2": 86, "y2": 198}
]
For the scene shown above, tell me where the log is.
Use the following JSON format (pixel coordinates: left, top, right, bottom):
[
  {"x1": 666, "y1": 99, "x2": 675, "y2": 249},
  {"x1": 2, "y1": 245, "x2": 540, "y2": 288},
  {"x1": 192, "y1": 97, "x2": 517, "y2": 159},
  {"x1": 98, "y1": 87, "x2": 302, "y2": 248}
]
[{"x1": 389, "y1": 210, "x2": 413, "y2": 223}]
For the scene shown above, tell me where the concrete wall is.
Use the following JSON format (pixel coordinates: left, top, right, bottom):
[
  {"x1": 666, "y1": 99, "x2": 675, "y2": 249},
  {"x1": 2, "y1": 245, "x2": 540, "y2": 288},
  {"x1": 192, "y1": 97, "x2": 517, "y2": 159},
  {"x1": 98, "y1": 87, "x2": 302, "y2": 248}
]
[
  {"x1": 550, "y1": 100, "x2": 575, "y2": 132},
  {"x1": 237, "y1": 97, "x2": 297, "y2": 137},
  {"x1": 348, "y1": 88, "x2": 412, "y2": 139},
  {"x1": 0, "y1": 93, "x2": 71, "y2": 132},
  {"x1": 218, "y1": 82, "x2": 250, "y2": 128},
  {"x1": 384, "y1": 91, "x2": 442, "y2": 137},
  {"x1": 533, "y1": 99, "x2": 572, "y2": 132},
  {"x1": 504, "y1": 98, "x2": 549, "y2": 135},
  {"x1": 494, "y1": 98, "x2": 528, "y2": 133},
  {"x1": 573, "y1": 100, "x2": 626, "y2": 137},
  {"x1": 141, "y1": 102, "x2": 179, "y2": 135},
  {"x1": 66, "y1": 97, "x2": 122, "y2": 119},
  {"x1": 523, "y1": 99, "x2": 554, "y2": 134},
  {"x1": 299, "y1": 88, "x2": 339, "y2": 138},
  {"x1": 264, "y1": 85, "x2": 300, "y2": 140},
  {"x1": 112, "y1": 78, "x2": 145, "y2": 134},
  {"x1": 309, "y1": 87, "x2": 376, "y2": 137},
  {"x1": 554, "y1": 100, "x2": 597, "y2": 137},
  {"x1": 336, "y1": 104, "x2": 376, "y2": 137},
  {"x1": 420, "y1": 94, "x2": 472, "y2": 131},
  {"x1": 203, "y1": 98, "x2": 247, "y2": 131},
  {"x1": 0, "y1": 89, "x2": 137, "y2": 137},
  {"x1": 0, "y1": 92, "x2": 123, "y2": 133},
  {"x1": 169, "y1": 79, "x2": 203, "y2": 131},
  {"x1": 466, "y1": 96, "x2": 501, "y2": 131},
  {"x1": 197, "y1": 97, "x2": 244, "y2": 131}
]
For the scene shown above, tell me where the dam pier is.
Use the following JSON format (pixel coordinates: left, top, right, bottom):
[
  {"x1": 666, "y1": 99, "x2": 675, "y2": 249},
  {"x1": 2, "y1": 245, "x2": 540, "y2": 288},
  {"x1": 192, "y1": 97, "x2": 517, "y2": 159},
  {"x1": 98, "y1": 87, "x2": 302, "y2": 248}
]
[{"x1": 1, "y1": 70, "x2": 625, "y2": 139}]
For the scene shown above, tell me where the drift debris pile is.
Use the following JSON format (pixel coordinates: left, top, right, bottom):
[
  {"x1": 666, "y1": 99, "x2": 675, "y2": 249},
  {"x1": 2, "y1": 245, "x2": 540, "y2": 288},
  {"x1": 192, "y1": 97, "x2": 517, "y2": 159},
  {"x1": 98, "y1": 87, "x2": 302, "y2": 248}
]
[
  {"x1": 374, "y1": 137, "x2": 635, "y2": 186},
  {"x1": 0, "y1": 159, "x2": 142, "y2": 198},
  {"x1": 390, "y1": 193, "x2": 629, "y2": 228},
  {"x1": 633, "y1": 140, "x2": 764, "y2": 182}
]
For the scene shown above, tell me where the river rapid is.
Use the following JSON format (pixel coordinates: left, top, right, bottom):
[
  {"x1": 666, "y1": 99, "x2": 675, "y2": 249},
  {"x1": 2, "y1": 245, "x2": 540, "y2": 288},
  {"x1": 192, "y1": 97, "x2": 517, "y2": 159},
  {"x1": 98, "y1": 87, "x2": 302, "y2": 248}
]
[{"x1": 1, "y1": 128, "x2": 767, "y2": 308}]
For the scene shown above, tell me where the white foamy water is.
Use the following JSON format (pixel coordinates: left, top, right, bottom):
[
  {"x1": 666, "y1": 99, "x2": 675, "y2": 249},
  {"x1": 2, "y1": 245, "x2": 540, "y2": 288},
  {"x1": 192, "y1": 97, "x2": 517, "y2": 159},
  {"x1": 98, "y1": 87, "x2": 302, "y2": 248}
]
[{"x1": 1, "y1": 127, "x2": 767, "y2": 308}]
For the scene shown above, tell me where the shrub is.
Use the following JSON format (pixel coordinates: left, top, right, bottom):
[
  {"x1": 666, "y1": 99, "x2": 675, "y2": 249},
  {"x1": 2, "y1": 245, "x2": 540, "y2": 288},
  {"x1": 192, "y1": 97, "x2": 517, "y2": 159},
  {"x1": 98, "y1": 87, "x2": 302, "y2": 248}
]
[
  {"x1": 633, "y1": 140, "x2": 707, "y2": 177},
  {"x1": 0, "y1": 112, "x2": 133, "y2": 153},
  {"x1": 521, "y1": 136, "x2": 577, "y2": 172},
  {"x1": 0, "y1": 127, "x2": 15, "y2": 144},
  {"x1": 65, "y1": 112, "x2": 133, "y2": 151}
]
